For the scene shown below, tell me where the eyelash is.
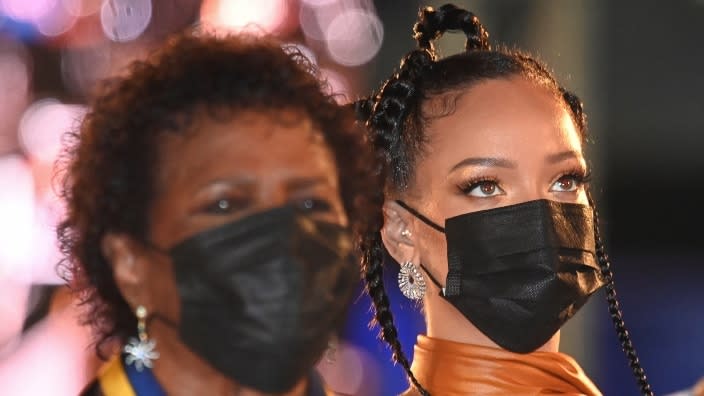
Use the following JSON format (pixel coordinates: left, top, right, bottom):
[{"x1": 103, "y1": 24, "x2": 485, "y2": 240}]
[
  {"x1": 455, "y1": 168, "x2": 593, "y2": 196},
  {"x1": 456, "y1": 176, "x2": 500, "y2": 195},
  {"x1": 557, "y1": 168, "x2": 592, "y2": 189}
]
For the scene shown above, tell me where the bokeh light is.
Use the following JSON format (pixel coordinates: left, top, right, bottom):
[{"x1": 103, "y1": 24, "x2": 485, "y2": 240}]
[
  {"x1": 18, "y1": 99, "x2": 86, "y2": 164},
  {"x1": 200, "y1": 0, "x2": 289, "y2": 35},
  {"x1": 301, "y1": 0, "x2": 339, "y2": 6},
  {"x1": 283, "y1": 42, "x2": 317, "y2": 66},
  {"x1": 62, "y1": 0, "x2": 102, "y2": 17},
  {"x1": 100, "y1": 0, "x2": 153, "y2": 42},
  {"x1": 299, "y1": 1, "x2": 339, "y2": 42},
  {"x1": 316, "y1": 342, "x2": 381, "y2": 395},
  {"x1": 0, "y1": 46, "x2": 30, "y2": 141},
  {"x1": 35, "y1": 0, "x2": 78, "y2": 37},
  {"x1": 0, "y1": 281, "x2": 29, "y2": 358},
  {"x1": 0, "y1": 299, "x2": 94, "y2": 395},
  {"x1": 324, "y1": 9, "x2": 383, "y2": 66},
  {"x1": 0, "y1": 155, "x2": 35, "y2": 281},
  {"x1": 0, "y1": 0, "x2": 56, "y2": 23},
  {"x1": 320, "y1": 67, "x2": 350, "y2": 103}
]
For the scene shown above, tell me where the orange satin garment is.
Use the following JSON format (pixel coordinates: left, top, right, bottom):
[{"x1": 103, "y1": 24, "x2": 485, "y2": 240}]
[{"x1": 401, "y1": 336, "x2": 602, "y2": 396}]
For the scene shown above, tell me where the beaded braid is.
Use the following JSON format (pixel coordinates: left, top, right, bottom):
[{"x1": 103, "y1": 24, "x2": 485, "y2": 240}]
[{"x1": 587, "y1": 190, "x2": 654, "y2": 396}]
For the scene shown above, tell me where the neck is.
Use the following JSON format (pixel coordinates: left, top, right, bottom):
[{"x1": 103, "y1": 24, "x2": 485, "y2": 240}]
[
  {"x1": 423, "y1": 292, "x2": 561, "y2": 353},
  {"x1": 147, "y1": 320, "x2": 309, "y2": 396}
]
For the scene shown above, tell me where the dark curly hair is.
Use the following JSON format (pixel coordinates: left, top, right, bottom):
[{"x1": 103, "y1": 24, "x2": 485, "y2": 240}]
[
  {"x1": 57, "y1": 32, "x2": 380, "y2": 359},
  {"x1": 354, "y1": 4, "x2": 652, "y2": 396}
]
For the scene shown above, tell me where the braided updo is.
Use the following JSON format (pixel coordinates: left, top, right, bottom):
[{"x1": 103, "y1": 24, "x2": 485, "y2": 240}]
[{"x1": 355, "y1": 4, "x2": 652, "y2": 395}]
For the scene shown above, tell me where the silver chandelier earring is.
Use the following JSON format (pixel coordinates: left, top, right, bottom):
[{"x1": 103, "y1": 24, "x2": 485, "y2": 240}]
[
  {"x1": 124, "y1": 305, "x2": 160, "y2": 371},
  {"x1": 398, "y1": 261, "x2": 426, "y2": 300}
]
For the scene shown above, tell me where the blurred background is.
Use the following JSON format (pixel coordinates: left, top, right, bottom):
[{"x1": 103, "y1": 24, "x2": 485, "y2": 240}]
[{"x1": 0, "y1": 0, "x2": 702, "y2": 395}]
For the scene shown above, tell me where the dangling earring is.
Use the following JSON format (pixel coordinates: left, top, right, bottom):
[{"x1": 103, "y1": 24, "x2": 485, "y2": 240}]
[
  {"x1": 124, "y1": 305, "x2": 160, "y2": 371},
  {"x1": 398, "y1": 261, "x2": 426, "y2": 300}
]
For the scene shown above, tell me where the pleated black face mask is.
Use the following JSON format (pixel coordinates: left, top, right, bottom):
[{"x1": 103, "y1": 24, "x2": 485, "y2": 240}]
[
  {"x1": 396, "y1": 199, "x2": 605, "y2": 353},
  {"x1": 152, "y1": 205, "x2": 356, "y2": 393}
]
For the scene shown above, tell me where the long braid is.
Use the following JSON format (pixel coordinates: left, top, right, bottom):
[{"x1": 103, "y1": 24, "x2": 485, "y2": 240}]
[
  {"x1": 355, "y1": 6, "x2": 494, "y2": 395},
  {"x1": 588, "y1": 190, "x2": 654, "y2": 396},
  {"x1": 361, "y1": 229, "x2": 430, "y2": 395},
  {"x1": 356, "y1": 47, "x2": 433, "y2": 395},
  {"x1": 528, "y1": 53, "x2": 652, "y2": 393},
  {"x1": 351, "y1": 126, "x2": 429, "y2": 394}
]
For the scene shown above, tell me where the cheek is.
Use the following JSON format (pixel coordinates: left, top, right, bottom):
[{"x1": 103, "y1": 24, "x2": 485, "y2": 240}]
[
  {"x1": 418, "y1": 226, "x2": 449, "y2": 281},
  {"x1": 577, "y1": 190, "x2": 589, "y2": 205},
  {"x1": 145, "y1": 257, "x2": 181, "y2": 323}
]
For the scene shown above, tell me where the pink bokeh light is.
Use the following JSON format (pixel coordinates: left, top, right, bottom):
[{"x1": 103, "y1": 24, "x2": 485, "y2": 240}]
[
  {"x1": 62, "y1": 0, "x2": 102, "y2": 17},
  {"x1": 320, "y1": 67, "x2": 351, "y2": 104},
  {"x1": 0, "y1": 48, "x2": 30, "y2": 138},
  {"x1": 0, "y1": 155, "x2": 36, "y2": 282},
  {"x1": 0, "y1": 297, "x2": 94, "y2": 395},
  {"x1": 18, "y1": 99, "x2": 86, "y2": 164},
  {"x1": 100, "y1": 0, "x2": 153, "y2": 42},
  {"x1": 200, "y1": 0, "x2": 289, "y2": 35},
  {"x1": 36, "y1": 0, "x2": 79, "y2": 37},
  {"x1": 0, "y1": 0, "x2": 56, "y2": 22},
  {"x1": 324, "y1": 8, "x2": 383, "y2": 67}
]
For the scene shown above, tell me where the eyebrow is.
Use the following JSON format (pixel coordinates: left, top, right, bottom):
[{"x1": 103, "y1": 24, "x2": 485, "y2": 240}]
[
  {"x1": 450, "y1": 157, "x2": 518, "y2": 172},
  {"x1": 284, "y1": 176, "x2": 327, "y2": 193},
  {"x1": 546, "y1": 150, "x2": 583, "y2": 164}
]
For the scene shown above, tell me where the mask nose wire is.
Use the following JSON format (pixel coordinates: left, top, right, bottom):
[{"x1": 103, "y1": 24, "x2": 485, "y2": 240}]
[{"x1": 395, "y1": 200, "x2": 447, "y2": 296}]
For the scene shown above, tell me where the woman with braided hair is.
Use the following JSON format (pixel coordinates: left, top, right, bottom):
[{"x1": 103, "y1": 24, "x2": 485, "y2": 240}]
[{"x1": 355, "y1": 4, "x2": 653, "y2": 396}]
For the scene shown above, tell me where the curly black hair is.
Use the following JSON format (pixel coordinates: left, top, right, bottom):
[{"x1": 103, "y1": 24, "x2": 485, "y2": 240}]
[
  {"x1": 57, "y1": 32, "x2": 380, "y2": 359},
  {"x1": 354, "y1": 4, "x2": 652, "y2": 396}
]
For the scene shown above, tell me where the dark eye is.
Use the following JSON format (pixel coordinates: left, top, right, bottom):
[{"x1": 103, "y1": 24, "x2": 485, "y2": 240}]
[
  {"x1": 550, "y1": 172, "x2": 590, "y2": 193},
  {"x1": 294, "y1": 198, "x2": 333, "y2": 213},
  {"x1": 203, "y1": 197, "x2": 250, "y2": 214},
  {"x1": 459, "y1": 180, "x2": 504, "y2": 198},
  {"x1": 551, "y1": 176, "x2": 577, "y2": 192}
]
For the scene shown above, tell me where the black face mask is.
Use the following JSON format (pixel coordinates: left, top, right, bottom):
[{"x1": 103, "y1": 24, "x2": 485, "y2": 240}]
[
  {"x1": 154, "y1": 205, "x2": 356, "y2": 393},
  {"x1": 396, "y1": 199, "x2": 605, "y2": 353}
]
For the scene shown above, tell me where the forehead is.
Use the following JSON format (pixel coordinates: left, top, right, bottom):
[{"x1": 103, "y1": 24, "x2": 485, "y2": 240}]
[
  {"x1": 423, "y1": 77, "x2": 583, "y2": 165},
  {"x1": 154, "y1": 109, "x2": 337, "y2": 189}
]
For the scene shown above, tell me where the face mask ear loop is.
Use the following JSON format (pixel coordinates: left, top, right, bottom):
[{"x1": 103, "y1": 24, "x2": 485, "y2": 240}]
[
  {"x1": 419, "y1": 264, "x2": 446, "y2": 296},
  {"x1": 394, "y1": 200, "x2": 447, "y2": 295},
  {"x1": 394, "y1": 200, "x2": 445, "y2": 233}
]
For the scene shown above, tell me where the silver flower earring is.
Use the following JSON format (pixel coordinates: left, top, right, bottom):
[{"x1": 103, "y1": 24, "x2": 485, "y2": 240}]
[
  {"x1": 398, "y1": 261, "x2": 426, "y2": 300},
  {"x1": 124, "y1": 305, "x2": 160, "y2": 371}
]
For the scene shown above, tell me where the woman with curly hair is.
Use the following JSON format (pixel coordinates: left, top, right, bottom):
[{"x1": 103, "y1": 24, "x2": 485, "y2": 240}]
[
  {"x1": 58, "y1": 32, "x2": 377, "y2": 396},
  {"x1": 354, "y1": 4, "x2": 653, "y2": 396}
]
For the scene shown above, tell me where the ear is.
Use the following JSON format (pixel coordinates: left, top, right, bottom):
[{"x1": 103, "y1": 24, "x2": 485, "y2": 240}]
[
  {"x1": 101, "y1": 233, "x2": 152, "y2": 311},
  {"x1": 380, "y1": 200, "x2": 421, "y2": 266}
]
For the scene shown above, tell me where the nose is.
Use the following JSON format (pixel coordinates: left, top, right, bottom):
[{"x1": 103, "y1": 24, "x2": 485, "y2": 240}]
[
  {"x1": 257, "y1": 181, "x2": 291, "y2": 211},
  {"x1": 511, "y1": 179, "x2": 551, "y2": 205}
]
